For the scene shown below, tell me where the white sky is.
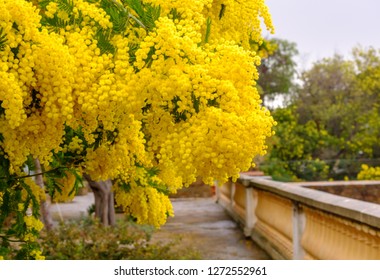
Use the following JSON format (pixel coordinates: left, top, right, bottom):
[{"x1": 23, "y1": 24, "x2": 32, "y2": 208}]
[{"x1": 263, "y1": 0, "x2": 380, "y2": 70}]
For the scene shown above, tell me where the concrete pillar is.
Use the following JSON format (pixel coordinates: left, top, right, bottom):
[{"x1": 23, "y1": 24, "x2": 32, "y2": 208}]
[
  {"x1": 292, "y1": 202, "x2": 305, "y2": 259},
  {"x1": 230, "y1": 181, "x2": 236, "y2": 210},
  {"x1": 244, "y1": 187, "x2": 258, "y2": 236},
  {"x1": 214, "y1": 180, "x2": 221, "y2": 203}
]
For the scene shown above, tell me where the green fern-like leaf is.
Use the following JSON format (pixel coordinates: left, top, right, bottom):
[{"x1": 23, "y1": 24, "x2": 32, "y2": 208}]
[
  {"x1": 144, "y1": 4, "x2": 160, "y2": 30},
  {"x1": 119, "y1": 180, "x2": 131, "y2": 192},
  {"x1": 207, "y1": 97, "x2": 220, "y2": 108},
  {"x1": 72, "y1": 10, "x2": 84, "y2": 26},
  {"x1": 0, "y1": 189, "x2": 12, "y2": 228},
  {"x1": 147, "y1": 166, "x2": 160, "y2": 177},
  {"x1": 95, "y1": 29, "x2": 116, "y2": 55},
  {"x1": 100, "y1": 0, "x2": 129, "y2": 33},
  {"x1": 169, "y1": 8, "x2": 183, "y2": 21},
  {"x1": 124, "y1": 0, "x2": 160, "y2": 30},
  {"x1": 124, "y1": 0, "x2": 147, "y2": 29},
  {"x1": 45, "y1": 175, "x2": 64, "y2": 199},
  {"x1": 20, "y1": 180, "x2": 40, "y2": 217},
  {"x1": 192, "y1": 93, "x2": 201, "y2": 114},
  {"x1": 72, "y1": 169, "x2": 83, "y2": 191},
  {"x1": 0, "y1": 28, "x2": 7, "y2": 50},
  {"x1": 57, "y1": 0, "x2": 75, "y2": 14},
  {"x1": 128, "y1": 42, "x2": 139, "y2": 63},
  {"x1": 41, "y1": 15, "x2": 70, "y2": 32},
  {"x1": 204, "y1": 17, "x2": 212, "y2": 44},
  {"x1": 124, "y1": 0, "x2": 144, "y2": 18},
  {"x1": 37, "y1": 0, "x2": 51, "y2": 9},
  {"x1": 113, "y1": 11, "x2": 129, "y2": 33},
  {"x1": 25, "y1": 156, "x2": 36, "y2": 175},
  {"x1": 12, "y1": 22, "x2": 19, "y2": 32},
  {"x1": 0, "y1": 104, "x2": 4, "y2": 118}
]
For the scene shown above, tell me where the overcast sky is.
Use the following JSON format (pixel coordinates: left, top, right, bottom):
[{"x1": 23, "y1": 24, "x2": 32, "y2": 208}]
[{"x1": 264, "y1": 0, "x2": 380, "y2": 70}]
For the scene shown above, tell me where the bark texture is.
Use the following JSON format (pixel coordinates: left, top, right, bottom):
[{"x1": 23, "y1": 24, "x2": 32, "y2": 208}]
[
  {"x1": 83, "y1": 174, "x2": 116, "y2": 226},
  {"x1": 34, "y1": 158, "x2": 54, "y2": 231}
]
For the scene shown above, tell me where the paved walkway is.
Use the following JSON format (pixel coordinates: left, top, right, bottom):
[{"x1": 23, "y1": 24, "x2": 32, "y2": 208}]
[
  {"x1": 49, "y1": 193, "x2": 94, "y2": 225},
  {"x1": 49, "y1": 194, "x2": 270, "y2": 260},
  {"x1": 152, "y1": 197, "x2": 270, "y2": 260}
]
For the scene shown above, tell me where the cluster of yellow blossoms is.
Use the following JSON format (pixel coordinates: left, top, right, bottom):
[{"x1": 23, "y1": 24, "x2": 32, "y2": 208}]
[
  {"x1": 0, "y1": 0, "x2": 275, "y2": 230},
  {"x1": 114, "y1": 167, "x2": 174, "y2": 228},
  {"x1": 203, "y1": 0, "x2": 274, "y2": 48},
  {"x1": 357, "y1": 164, "x2": 380, "y2": 180},
  {"x1": 22, "y1": 177, "x2": 46, "y2": 203},
  {"x1": 0, "y1": 0, "x2": 75, "y2": 172},
  {"x1": 23, "y1": 215, "x2": 44, "y2": 241},
  {"x1": 135, "y1": 2, "x2": 274, "y2": 188}
]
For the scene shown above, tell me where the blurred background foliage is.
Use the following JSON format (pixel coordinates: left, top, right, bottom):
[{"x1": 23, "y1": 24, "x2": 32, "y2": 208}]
[{"x1": 258, "y1": 39, "x2": 380, "y2": 181}]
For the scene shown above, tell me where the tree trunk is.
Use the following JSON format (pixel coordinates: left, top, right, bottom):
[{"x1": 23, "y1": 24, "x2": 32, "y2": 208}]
[
  {"x1": 34, "y1": 158, "x2": 54, "y2": 231},
  {"x1": 82, "y1": 174, "x2": 116, "y2": 226}
]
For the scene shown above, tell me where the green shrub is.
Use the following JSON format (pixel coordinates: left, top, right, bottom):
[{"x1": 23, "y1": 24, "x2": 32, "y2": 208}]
[
  {"x1": 259, "y1": 159, "x2": 299, "y2": 182},
  {"x1": 39, "y1": 217, "x2": 201, "y2": 260},
  {"x1": 260, "y1": 158, "x2": 330, "y2": 182}
]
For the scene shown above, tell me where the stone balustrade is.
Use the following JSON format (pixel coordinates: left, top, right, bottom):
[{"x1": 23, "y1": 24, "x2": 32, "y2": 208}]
[{"x1": 215, "y1": 174, "x2": 380, "y2": 259}]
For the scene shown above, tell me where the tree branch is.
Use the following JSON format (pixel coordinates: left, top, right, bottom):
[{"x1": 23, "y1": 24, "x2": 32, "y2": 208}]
[{"x1": 0, "y1": 167, "x2": 63, "y2": 180}]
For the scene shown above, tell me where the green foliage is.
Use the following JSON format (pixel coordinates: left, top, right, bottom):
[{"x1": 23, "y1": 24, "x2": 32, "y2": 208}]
[
  {"x1": 0, "y1": 170, "x2": 51, "y2": 259},
  {"x1": 2, "y1": 235, "x2": 42, "y2": 260},
  {"x1": 0, "y1": 27, "x2": 7, "y2": 50},
  {"x1": 39, "y1": 0, "x2": 160, "y2": 54},
  {"x1": 266, "y1": 106, "x2": 329, "y2": 160},
  {"x1": 0, "y1": 175, "x2": 43, "y2": 260},
  {"x1": 124, "y1": 0, "x2": 161, "y2": 30},
  {"x1": 260, "y1": 158, "x2": 330, "y2": 182},
  {"x1": 204, "y1": 17, "x2": 212, "y2": 44},
  {"x1": 100, "y1": 0, "x2": 129, "y2": 33},
  {"x1": 95, "y1": 29, "x2": 116, "y2": 54},
  {"x1": 57, "y1": 0, "x2": 74, "y2": 14},
  {"x1": 295, "y1": 52, "x2": 380, "y2": 159},
  {"x1": 119, "y1": 164, "x2": 170, "y2": 196},
  {"x1": 259, "y1": 159, "x2": 299, "y2": 182},
  {"x1": 257, "y1": 38, "x2": 299, "y2": 103},
  {"x1": 40, "y1": 0, "x2": 77, "y2": 32},
  {"x1": 39, "y1": 217, "x2": 201, "y2": 260},
  {"x1": 262, "y1": 47, "x2": 380, "y2": 181}
]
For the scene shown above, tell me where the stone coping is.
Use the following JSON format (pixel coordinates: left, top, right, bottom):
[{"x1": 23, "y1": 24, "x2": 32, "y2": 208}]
[
  {"x1": 290, "y1": 180, "x2": 380, "y2": 187},
  {"x1": 238, "y1": 174, "x2": 380, "y2": 229},
  {"x1": 291, "y1": 180, "x2": 380, "y2": 205}
]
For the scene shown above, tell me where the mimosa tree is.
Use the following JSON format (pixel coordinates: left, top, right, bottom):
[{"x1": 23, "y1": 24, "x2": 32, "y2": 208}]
[{"x1": 0, "y1": 0, "x2": 274, "y2": 259}]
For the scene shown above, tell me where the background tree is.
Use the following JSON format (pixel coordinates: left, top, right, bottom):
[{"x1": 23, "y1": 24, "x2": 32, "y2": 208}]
[
  {"x1": 260, "y1": 106, "x2": 330, "y2": 181},
  {"x1": 257, "y1": 38, "x2": 299, "y2": 105},
  {"x1": 296, "y1": 51, "x2": 380, "y2": 160},
  {"x1": 352, "y1": 46, "x2": 380, "y2": 159},
  {"x1": 261, "y1": 47, "x2": 380, "y2": 181},
  {"x1": 0, "y1": 0, "x2": 275, "y2": 259}
]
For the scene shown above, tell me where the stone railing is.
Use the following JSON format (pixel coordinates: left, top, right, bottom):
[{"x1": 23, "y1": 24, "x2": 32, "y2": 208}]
[{"x1": 215, "y1": 174, "x2": 380, "y2": 259}]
